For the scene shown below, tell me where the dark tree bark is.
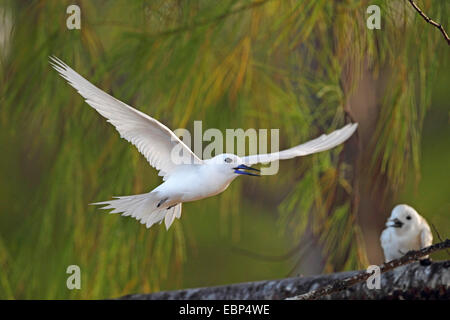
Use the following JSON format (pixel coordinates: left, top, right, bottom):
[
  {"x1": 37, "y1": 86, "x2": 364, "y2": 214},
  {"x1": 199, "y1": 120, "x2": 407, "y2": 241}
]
[{"x1": 118, "y1": 260, "x2": 449, "y2": 300}]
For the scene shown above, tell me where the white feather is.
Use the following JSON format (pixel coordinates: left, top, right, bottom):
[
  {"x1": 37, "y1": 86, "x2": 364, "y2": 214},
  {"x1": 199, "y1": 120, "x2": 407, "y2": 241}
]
[
  {"x1": 242, "y1": 123, "x2": 358, "y2": 165},
  {"x1": 49, "y1": 56, "x2": 201, "y2": 180}
]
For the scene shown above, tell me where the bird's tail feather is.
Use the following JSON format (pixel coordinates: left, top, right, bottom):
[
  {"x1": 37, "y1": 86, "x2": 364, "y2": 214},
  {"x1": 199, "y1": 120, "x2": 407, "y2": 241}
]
[{"x1": 91, "y1": 193, "x2": 182, "y2": 230}]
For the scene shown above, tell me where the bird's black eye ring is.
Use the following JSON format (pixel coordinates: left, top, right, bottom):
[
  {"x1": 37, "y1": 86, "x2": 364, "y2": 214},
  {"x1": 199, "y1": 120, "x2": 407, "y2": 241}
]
[
  {"x1": 406, "y1": 216, "x2": 411, "y2": 220},
  {"x1": 224, "y1": 157, "x2": 232, "y2": 163}
]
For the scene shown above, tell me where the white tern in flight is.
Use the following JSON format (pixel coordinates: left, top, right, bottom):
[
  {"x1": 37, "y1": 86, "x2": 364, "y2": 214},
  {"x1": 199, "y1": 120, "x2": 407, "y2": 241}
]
[
  {"x1": 50, "y1": 56, "x2": 358, "y2": 230},
  {"x1": 380, "y1": 204, "x2": 433, "y2": 263}
]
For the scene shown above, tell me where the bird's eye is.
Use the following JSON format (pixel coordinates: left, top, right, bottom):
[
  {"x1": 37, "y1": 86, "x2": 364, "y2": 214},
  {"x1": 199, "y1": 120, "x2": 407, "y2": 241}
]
[
  {"x1": 406, "y1": 216, "x2": 411, "y2": 220},
  {"x1": 224, "y1": 157, "x2": 232, "y2": 163}
]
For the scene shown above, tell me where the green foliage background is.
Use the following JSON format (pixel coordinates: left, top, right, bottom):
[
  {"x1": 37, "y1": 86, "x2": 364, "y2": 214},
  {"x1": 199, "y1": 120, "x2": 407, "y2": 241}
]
[{"x1": 0, "y1": 0, "x2": 448, "y2": 299}]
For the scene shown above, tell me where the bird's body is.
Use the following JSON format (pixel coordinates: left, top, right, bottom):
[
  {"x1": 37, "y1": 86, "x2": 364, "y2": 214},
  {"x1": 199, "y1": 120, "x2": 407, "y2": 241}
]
[
  {"x1": 380, "y1": 204, "x2": 432, "y2": 262},
  {"x1": 50, "y1": 56, "x2": 358, "y2": 230},
  {"x1": 95, "y1": 156, "x2": 251, "y2": 228},
  {"x1": 155, "y1": 161, "x2": 235, "y2": 205}
]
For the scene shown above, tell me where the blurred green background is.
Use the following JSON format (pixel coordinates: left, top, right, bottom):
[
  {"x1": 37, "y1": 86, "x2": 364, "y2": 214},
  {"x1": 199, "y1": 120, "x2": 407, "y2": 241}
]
[{"x1": 0, "y1": 0, "x2": 448, "y2": 299}]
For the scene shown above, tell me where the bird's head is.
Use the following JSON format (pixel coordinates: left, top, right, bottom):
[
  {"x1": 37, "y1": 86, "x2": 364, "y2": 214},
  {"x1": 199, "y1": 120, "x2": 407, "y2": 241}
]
[
  {"x1": 386, "y1": 204, "x2": 421, "y2": 233},
  {"x1": 207, "y1": 154, "x2": 260, "y2": 177}
]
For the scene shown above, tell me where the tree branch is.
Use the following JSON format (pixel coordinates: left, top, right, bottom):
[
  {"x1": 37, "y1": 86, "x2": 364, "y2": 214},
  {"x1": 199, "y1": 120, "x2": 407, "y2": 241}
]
[
  {"x1": 408, "y1": 0, "x2": 450, "y2": 45},
  {"x1": 287, "y1": 239, "x2": 450, "y2": 300},
  {"x1": 118, "y1": 241, "x2": 449, "y2": 300},
  {"x1": 430, "y1": 223, "x2": 450, "y2": 257}
]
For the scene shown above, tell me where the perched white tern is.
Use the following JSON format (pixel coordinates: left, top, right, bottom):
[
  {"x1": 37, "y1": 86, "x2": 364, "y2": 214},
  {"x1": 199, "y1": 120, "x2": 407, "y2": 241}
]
[{"x1": 380, "y1": 204, "x2": 433, "y2": 263}]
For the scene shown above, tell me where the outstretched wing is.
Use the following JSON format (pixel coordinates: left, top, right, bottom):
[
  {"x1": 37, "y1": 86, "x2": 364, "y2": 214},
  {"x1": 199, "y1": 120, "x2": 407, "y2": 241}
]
[
  {"x1": 242, "y1": 123, "x2": 358, "y2": 165},
  {"x1": 50, "y1": 56, "x2": 201, "y2": 180}
]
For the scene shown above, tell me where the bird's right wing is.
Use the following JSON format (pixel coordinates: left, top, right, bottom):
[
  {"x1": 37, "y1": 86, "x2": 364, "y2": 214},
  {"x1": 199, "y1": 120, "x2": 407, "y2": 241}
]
[
  {"x1": 242, "y1": 123, "x2": 358, "y2": 165},
  {"x1": 50, "y1": 56, "x2": 201, "y2": 180}
]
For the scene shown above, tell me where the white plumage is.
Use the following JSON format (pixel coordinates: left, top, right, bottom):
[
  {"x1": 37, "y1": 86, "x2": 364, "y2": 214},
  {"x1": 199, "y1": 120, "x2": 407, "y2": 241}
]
[
  {"x1": 50, "y1": 56, "x2": 201, "y2": 181},
  {"x1": 380, "y1": 204, "x2": 433, "y2": 262},
  {"x1": 242, "y1": 123, "x2": 358, "y2": 165},
  {"x1": 50, "y1": 56, "x2": 358, "y2": 230}
]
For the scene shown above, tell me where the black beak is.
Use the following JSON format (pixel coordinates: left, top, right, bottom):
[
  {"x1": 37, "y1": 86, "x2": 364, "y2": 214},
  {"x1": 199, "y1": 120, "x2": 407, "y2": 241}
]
[
  {"x1": 389, "y1": 218, "x2": 404, "y2": 228},
  {"x1": 233, "y1": 164, "x2": 260, "y2": 177}
]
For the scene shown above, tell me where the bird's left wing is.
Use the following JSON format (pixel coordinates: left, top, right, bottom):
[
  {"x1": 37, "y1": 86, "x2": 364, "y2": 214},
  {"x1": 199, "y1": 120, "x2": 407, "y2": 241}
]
[
  {"x1": 420, "y1": 222, "x2": 433, "y2": 248},
  {"x1": 50, "y1": 56, "x2": 202, "y2": 180},
  {"x1": 380, "y1": 228, "x2": 393, "y2": 262},
  {"x1": 242, "y1": 123, "x2": 358, "y2": 165}
]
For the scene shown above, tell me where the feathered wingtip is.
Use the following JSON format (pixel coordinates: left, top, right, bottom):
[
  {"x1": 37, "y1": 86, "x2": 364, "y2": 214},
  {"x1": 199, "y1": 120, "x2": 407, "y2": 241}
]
[
  {"x1": 49, "y1": 55, "x2": 67, "y2": 72},
  {"x1": 49, "y1": 56, "x2": 75, "y2": 85}
]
